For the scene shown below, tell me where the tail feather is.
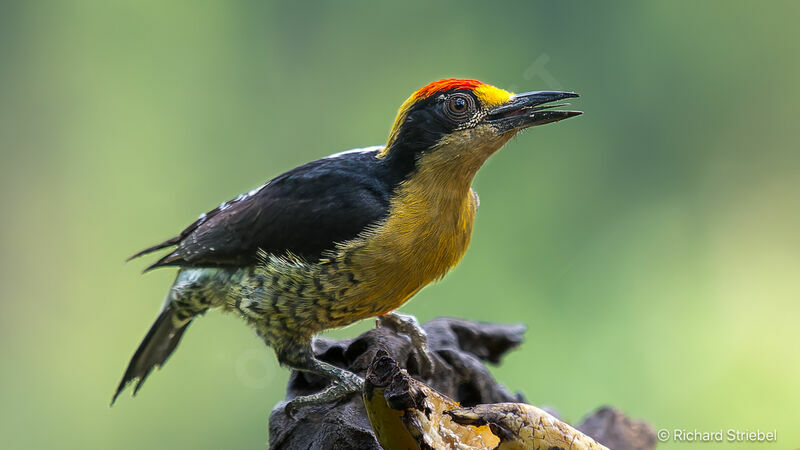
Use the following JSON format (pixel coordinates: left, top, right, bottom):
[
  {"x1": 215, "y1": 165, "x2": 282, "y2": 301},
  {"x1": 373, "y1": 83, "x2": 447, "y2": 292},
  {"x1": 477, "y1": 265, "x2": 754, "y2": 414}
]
[
  {"x1": 126, "y1": 236, "x2": 181, "y2": 262},
  {"x1": 111, "y1": 304, "x2": 191, "y2": 405}
]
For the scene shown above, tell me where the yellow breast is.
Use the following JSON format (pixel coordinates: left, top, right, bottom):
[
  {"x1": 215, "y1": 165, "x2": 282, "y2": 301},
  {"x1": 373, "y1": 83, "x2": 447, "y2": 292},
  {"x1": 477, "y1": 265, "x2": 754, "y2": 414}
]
[{"x1": 336, "y1": 149, "x2": 482, "y2": 317}]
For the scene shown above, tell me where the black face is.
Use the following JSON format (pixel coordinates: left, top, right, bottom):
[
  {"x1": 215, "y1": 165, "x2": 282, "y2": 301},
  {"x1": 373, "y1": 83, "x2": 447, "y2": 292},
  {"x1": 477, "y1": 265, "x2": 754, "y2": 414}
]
[
  {"x1": 383, "y1": 88, "x2": 581, "y2": 174},
  {"x1": 383, "y1": 89, "x2": 482, "y2": 172}
]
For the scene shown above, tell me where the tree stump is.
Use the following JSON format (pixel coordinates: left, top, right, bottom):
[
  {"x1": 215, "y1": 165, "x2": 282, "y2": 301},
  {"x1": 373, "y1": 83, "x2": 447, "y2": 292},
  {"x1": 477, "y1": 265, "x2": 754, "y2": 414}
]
[{"x1": 268, "y1": 317, "x2": 655, "y2": 450}]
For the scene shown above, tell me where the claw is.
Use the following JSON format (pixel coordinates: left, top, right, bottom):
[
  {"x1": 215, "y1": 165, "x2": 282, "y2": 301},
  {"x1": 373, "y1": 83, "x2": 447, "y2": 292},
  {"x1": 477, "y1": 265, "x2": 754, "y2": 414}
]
[
  {"x1": 284, "y1": 373, "x2": 364, "y2": 417},
  {"x1": 284, "y1": 400, "x2": 299, "y2": 419},
  {"x1": 378, "y1": 312, "x2": 436, "y2": 378}
]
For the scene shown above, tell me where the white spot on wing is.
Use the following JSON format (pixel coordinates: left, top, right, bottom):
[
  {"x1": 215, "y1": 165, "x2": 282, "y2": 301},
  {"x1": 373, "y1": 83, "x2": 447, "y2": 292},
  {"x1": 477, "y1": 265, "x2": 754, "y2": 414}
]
[
  {"x1": 247, "y1": 185, "x2": 264, "y2": 197},
  {"x1": 324, "y1": 145, "x2": 382, "y2": 160}
]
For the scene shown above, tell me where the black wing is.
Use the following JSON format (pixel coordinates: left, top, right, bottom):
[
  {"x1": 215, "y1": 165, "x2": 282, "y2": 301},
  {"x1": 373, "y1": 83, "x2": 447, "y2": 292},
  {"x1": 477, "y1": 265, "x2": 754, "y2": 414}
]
[{"x1": 132, "y1": 148, "x2": 406, "y2": 271}]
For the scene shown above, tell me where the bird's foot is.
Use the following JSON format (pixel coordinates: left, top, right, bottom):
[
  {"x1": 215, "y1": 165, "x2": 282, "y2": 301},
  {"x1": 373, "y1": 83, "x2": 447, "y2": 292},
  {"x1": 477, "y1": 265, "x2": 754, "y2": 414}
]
[
  {"x1": 284, "y1": 371, "x2": 364, "y2": 417},
  {"x1": 377, "y1": 312, "x2": 435, "y2": 377}
]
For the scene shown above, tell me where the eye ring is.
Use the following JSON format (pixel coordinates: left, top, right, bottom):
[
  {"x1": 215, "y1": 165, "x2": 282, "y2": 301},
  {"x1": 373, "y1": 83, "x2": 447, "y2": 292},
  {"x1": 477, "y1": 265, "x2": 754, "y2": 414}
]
[{"x1": 445, "y1": 93, "x2": 475, "y2": 120}]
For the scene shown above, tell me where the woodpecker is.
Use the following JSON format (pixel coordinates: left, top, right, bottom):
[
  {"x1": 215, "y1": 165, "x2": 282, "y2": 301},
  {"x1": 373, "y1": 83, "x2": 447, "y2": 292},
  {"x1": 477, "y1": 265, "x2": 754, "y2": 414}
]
[{"x1": 113, "y1": 78, "x2": 581, "y2": 411}]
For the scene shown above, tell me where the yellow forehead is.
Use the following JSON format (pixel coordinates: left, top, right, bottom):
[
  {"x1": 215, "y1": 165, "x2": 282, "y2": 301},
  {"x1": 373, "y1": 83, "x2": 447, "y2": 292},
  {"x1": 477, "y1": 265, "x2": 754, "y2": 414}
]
[{"x1": 473, "y1": 84, "x2": 513, "y2": 108}]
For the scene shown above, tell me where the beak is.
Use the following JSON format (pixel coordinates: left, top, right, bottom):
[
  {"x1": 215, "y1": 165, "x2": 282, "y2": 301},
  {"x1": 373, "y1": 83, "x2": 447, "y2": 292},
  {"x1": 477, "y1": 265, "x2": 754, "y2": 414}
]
[{"x1": 486, "y1": 91, "x2": 582, "y2": 133}]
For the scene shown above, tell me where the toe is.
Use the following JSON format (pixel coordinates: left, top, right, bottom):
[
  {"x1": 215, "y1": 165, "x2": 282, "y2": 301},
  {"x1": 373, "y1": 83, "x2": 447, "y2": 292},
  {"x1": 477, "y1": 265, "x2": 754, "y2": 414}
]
[{"x1": 418, "y1": 351, "x2": 435, "y2": 377}]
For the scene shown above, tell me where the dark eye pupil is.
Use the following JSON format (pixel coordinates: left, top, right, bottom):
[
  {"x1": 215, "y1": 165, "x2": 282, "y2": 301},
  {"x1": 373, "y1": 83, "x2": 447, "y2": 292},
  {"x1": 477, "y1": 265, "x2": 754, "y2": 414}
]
[{"x1": 453, "y1": 97, "x2": 466, "y2": 111}]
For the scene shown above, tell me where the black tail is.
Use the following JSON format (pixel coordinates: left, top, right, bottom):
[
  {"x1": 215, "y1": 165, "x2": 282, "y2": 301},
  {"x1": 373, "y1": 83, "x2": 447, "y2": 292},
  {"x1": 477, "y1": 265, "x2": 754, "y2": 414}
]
[
  {"x1": 126, "y1": 235, "x2": 181, "y2": 262},
  {"x1": 111, "y1": 304, "x2": 191, "y2": 405}
]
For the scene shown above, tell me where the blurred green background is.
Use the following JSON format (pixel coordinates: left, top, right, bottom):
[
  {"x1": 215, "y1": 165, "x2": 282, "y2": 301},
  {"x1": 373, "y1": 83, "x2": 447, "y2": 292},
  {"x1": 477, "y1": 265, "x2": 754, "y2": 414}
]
[{"x1": 2, "y1": 1, "x2": 798, "y2": 449}]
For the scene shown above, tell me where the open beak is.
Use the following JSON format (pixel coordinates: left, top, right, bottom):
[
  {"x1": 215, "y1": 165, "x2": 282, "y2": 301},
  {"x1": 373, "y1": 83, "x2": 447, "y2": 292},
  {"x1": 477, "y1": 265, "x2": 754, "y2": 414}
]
[{"x1": 486, "y1": 91, "x2": 582, "y2": 133}]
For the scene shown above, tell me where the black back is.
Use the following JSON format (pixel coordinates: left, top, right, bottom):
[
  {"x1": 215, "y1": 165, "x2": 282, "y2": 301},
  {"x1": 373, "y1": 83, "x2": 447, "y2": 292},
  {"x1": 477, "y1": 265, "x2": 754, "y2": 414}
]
[
  {"x1": 135, "y1": 87, "x2": 479, "y2": 271},
  {"x1": 139, "y1": 148, "x2": 412, "y2": 270}
]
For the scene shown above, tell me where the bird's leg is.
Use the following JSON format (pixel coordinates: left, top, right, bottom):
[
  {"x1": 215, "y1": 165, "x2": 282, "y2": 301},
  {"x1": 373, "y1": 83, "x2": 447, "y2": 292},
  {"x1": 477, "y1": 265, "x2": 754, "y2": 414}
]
[
  {"x1": 278, "y1": 344, "x2": 364, "y2": 416},
  {"x1": 377, "y1": 312, "x2": 435, "y2": 377}
]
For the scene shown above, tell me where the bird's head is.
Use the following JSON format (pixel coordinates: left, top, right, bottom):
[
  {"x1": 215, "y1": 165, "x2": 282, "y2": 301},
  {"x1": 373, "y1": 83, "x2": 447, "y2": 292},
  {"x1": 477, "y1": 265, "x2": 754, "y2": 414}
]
[{"x1": 380, "y1": 78, "x2": 581, "y2": 177}]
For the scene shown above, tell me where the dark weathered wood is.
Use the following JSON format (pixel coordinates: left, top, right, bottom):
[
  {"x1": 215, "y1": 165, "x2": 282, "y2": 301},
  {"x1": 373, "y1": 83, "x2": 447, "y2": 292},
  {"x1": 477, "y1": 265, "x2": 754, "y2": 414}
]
[{"x1": 268, "y1": 317, "x2": 655, "y2": 450}]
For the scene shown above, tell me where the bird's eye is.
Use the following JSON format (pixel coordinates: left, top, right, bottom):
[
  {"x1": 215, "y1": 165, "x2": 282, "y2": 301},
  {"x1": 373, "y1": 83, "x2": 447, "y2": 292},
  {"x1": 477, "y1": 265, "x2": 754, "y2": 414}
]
[{"x1": 445, "y1": 93, "x2": 475, "y2": 120}]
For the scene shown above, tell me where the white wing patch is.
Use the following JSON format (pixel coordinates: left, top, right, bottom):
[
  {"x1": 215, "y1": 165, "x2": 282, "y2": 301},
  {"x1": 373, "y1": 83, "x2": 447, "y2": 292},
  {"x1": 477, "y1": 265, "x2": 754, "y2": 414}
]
[
  {"x1": 198, "y1": 183, "x2": 268, "y2": 220},
  {"x1": 324, "y1": 145, "x2": 383, "y2": 160}
]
